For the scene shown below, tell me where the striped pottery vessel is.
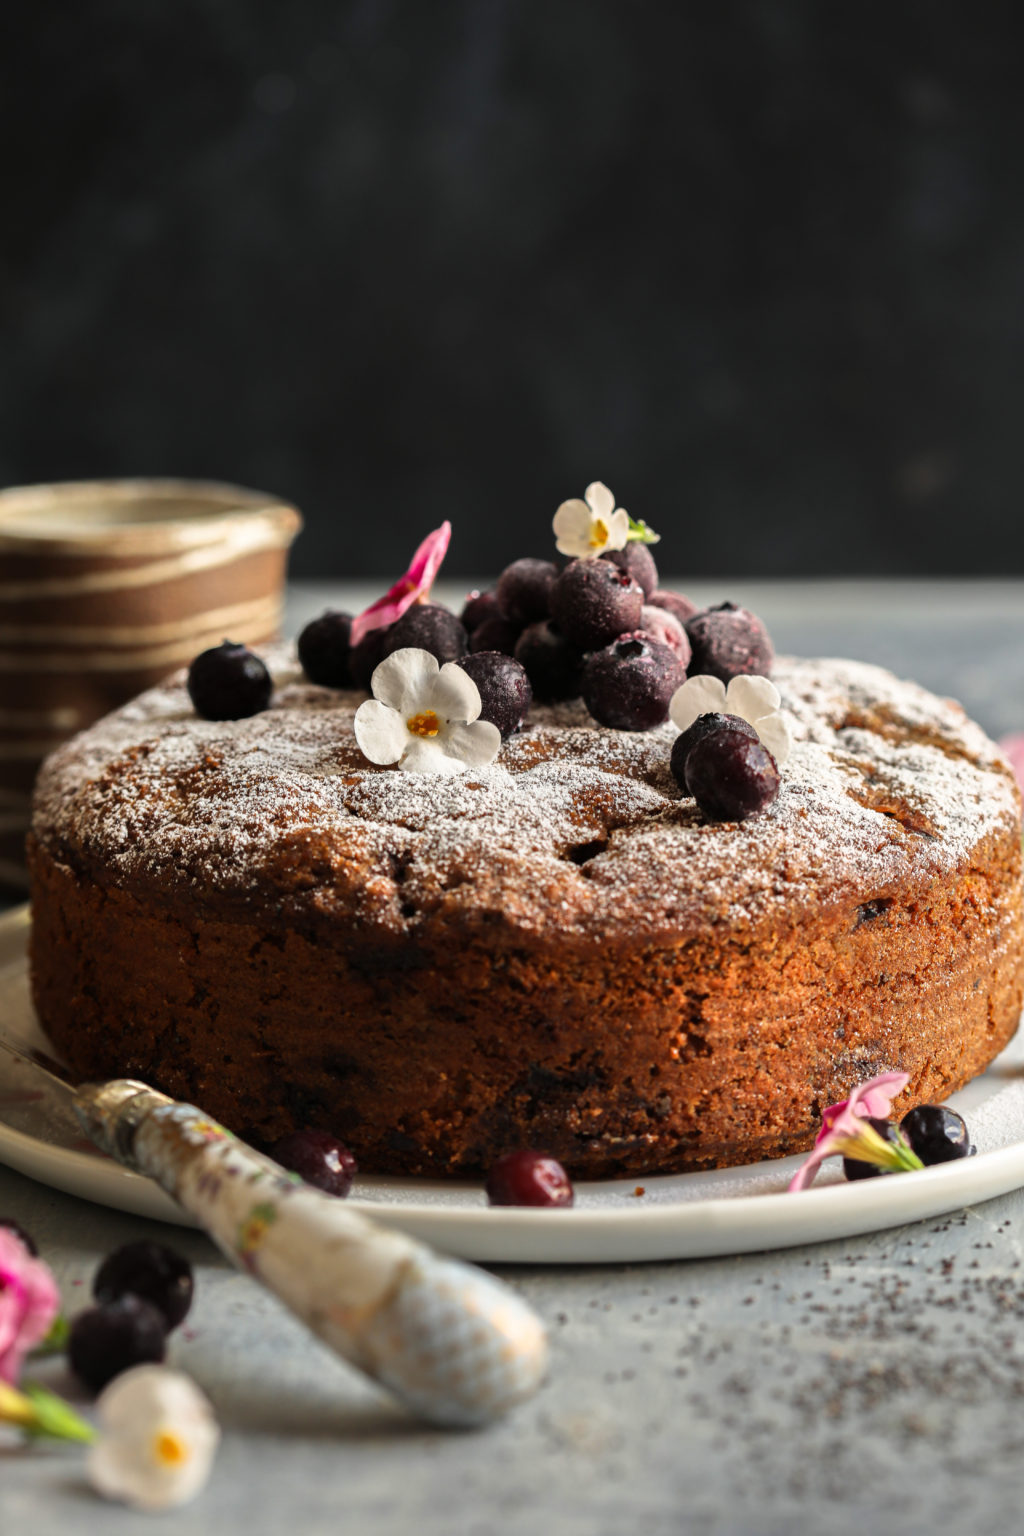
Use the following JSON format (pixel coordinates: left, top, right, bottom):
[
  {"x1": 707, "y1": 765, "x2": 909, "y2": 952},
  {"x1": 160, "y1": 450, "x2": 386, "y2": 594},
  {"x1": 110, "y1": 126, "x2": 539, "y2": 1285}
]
[{"x1": 0, "y1": 479, "x2": 301, "y2": 896}]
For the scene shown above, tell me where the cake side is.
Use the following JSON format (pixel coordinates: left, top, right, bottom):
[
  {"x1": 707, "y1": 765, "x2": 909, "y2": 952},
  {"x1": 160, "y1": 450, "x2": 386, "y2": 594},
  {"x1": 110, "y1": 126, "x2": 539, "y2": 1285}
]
[{"x1": 28, "y1": 653, "x2": 1024, "y2": 1176}]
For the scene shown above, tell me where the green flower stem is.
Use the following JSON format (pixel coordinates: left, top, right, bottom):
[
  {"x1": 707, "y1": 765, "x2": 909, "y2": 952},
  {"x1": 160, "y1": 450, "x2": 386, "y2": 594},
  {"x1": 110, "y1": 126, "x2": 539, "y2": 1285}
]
[
  {"x1": 626, "y1": 515, "x2": 661, "y2": 545},
  {"x1": 832, "y1": 1122, "x2": 925, "y2": 1174},
  {"x1": 31, "y1": 1314, "x2": 70, "y2": 1357},
  {"x1": 0, "y1": 1380, "x2": 96, "y2": 1443}
]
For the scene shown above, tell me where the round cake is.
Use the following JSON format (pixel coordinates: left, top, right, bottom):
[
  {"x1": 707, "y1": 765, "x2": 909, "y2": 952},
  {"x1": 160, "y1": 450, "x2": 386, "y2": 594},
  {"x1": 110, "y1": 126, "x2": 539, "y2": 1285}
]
[{"x1": 27, "y1": 650, "x2": 1024, "y2": 1178}]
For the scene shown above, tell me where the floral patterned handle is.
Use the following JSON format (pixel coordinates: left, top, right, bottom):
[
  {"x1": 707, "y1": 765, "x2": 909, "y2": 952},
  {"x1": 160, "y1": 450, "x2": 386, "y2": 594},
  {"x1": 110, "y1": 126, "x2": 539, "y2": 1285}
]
[{"x1": 72, "y1": 1081, "x2": 548, "y2": 1428}]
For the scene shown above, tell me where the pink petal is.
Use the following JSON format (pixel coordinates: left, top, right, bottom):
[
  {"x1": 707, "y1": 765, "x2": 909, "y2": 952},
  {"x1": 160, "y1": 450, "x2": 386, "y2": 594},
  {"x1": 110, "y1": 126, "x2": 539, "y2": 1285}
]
[
  {"x1": 0, "y1": 1231, "x2": 60, "y2": 1385},
  {"x1": 350, "y1": 523, "x2": 452, "y2": 645},
  {"x1": 848, "y1": 1072, "x2": 909, "y2": 1120},
  {"x1": 788, "y1": 1071, "x2": 910, "y2": 1193},
  {"x1": 999, "y1": 733, "x2": 1024, "y2": 793}
]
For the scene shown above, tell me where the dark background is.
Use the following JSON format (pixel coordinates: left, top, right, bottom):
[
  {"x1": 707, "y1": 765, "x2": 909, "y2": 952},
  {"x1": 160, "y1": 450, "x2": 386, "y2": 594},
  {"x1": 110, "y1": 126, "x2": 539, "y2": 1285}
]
[{"x1": 3, "y1": 1, "x2": 1024, "y2": 580}]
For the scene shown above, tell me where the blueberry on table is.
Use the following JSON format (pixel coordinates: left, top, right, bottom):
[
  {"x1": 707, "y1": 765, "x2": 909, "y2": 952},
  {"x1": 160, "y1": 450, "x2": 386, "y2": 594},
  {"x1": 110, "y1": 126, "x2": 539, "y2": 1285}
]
[
  {"x1": 93, "y1": 1240, "x2": 194, "y2": 1330},
  {"x1": 187, "y1": 641, "x2": 272, "y2": 721},
  {"x1": 486, "y1": 1150, "x2": 574, "y2": 1207},
  {"x1": 582, "y1": 634, "x2": 685, "y2": 731},
  {"x1": 380, "y1": 603, "x2": 468, "y2": 665},
  {"x1": 685, "y1": 602, "x2": 775, "y2": 683},
  {"x1": 496, "y1": 558, "x2": 559, "y2": 626},
  {"x1": 685, "y1": 724, "x2": 780, "y2": 822},
  {"x1": 842, "y1": 1117, "x2": 906, "y2": 1180},
  {"x1": 272, "y1": 1130, "x2": 358, "y2": 1197},
  {"x1": 900, "y1": 1105, "x2": 975, "y2": 1164},
  {"x1": 457, "y1": 651, "x2": 533, "y2": 739},
  {"x1": 297, "y1": 610, "x2": 354, "y2": 688},
  {"x1": 69, "y1": 1296, "x2": 168, "y2": 1394},
  {"x1": 549, "y1": 559, "x2": 645, "y2": 650},
  {"x1": 670, "y1": 713, "x2": 758, "y2": 795}
]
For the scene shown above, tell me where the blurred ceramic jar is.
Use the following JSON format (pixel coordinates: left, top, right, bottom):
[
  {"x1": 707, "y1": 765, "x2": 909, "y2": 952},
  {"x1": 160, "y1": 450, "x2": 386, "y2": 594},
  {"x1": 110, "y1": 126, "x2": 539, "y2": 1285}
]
[{"x1": 0, "y1": 478, "x2": 301, "y2": 898}]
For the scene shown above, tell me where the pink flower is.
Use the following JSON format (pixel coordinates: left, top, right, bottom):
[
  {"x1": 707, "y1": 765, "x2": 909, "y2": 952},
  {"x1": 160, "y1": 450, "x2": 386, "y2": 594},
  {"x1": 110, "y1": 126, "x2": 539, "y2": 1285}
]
[
  {"x1": 788, "y1": 1072, "x2": 922, "y2": 1192},
  {"x1": 349, "y1": 523, "x2": 452, "y2": 646},
  {"x1": 999, "y1": 734, "x2": 1024, "y2": 794},
  {"x1": 0, "y1": 1227, "x2": 60, "y2": 1385}
]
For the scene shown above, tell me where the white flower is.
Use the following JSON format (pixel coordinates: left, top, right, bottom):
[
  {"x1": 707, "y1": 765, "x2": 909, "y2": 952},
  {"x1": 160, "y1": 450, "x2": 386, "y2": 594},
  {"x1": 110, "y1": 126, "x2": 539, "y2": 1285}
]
[
  {"x1": 354, "y1": 647, "x2": 501, "y2": 776},
  {"x1": 88, "y1": 1366, "x2": 220, "y2": 1512},
  {"x1": 668, "y1": 673, "x2": 793, "y2": 766},
  {"x1": 552, "y1": 481, "x2": 630, "y2": 560}
]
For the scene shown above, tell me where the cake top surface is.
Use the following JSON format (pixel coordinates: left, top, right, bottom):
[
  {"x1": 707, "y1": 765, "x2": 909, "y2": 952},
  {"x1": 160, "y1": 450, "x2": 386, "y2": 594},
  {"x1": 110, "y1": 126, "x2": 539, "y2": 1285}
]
[{"x1": 31, "y1": 650, "x2": 1021, "y2": 945}]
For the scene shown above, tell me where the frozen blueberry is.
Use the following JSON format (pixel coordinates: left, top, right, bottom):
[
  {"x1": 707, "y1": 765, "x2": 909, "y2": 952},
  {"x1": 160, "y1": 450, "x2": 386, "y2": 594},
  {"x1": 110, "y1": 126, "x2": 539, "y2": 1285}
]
[
  {"x1": 68, "y1": 1295, "x2": 167, "y2": 1395},
  {"x1": 685, "y1": 724, "x2": 780, "y2": 822},
  {"x1": 187, "y1": 641, "x2": 272, "y2": 721},
  {"x1": 297, "y1": 610, "x2": 353, "y2": 688},
  {"x1": 514, "y1": 622, "x2": 585, "y2": 702},
  {"x1": 649, "y1": 589, "x2": 700, "y2": 627},
  {"x1": 469, "y1": 614, "x2": 523, "y2": 656},
  {"x1": 550, "y1": 559, "x2": 644, "y2": 650},
  {"x1": 639, "y1": 604, "x2": 691, "y2": 667},
  {"x1": 602, "y1": 542, "x2": 658, "y2": 599},
  {"x1": 685, "y1": 602, "x2": 774, "y2": 683},
  {"x1": 496, "y1": 559, "x2": 559, "y2": 626},
  {"x1": 670, "y1": 712, "x2": 758, "y2": 794},
  {"x1": 272, "y1": 1130, "x2": 358, "y2": 1197},
  {"x1": 486, "y1": 1150, "x2": 574, "y2": 1207},
  {"x1": 458, "y1": 651, "x2": 533, "y2": 739},
  {"x1": 899, "y1": 1105, "x2": 975, "y2": 1165},
  {"x1": 582, "y1": 634, "x2": 685, "y2": 731},
  {"x1": 380, "y1": 603, "x2": 468, "y2": 665},
  {"x1": 349, "y1": 625, "x2": 391, "y2": 690},
  {"x1": 842, "y1": 1117, "x2": 903, "y2": 1181},
  {"x1": 460, "y1": 589, "x2": 501, "y2": 633},
  {"x1": 94, "y1": 1241, "x2": 194, "y2": 1330}
]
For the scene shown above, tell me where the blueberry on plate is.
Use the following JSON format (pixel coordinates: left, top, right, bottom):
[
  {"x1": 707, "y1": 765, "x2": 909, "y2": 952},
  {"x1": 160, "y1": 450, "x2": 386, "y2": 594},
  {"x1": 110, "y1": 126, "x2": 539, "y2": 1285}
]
[
  {"x1": 272, "y1": 1129, "x2": 358, "y2": 1198},
  {"x1": 842, "y1": 1117, "x2": 905, "y2": 1180},
  {"x1": 899, "y1": 1105, "x2": 975, "y2": 1165},
  {"x1": 486, "y1": 1150, "x2": 574, "y2": 1207}
]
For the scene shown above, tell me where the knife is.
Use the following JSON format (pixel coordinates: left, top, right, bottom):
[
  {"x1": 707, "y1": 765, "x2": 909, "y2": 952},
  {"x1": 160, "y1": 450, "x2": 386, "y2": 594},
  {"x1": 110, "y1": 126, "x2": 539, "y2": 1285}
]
[{"x1": 0, "y1": 1029, "x2": 548, "y2": 1428}]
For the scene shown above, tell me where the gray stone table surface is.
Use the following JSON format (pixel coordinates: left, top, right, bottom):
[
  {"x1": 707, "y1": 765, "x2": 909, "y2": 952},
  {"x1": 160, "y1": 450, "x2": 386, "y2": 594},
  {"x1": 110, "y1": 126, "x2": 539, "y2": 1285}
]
[{"x1": 4, "y1": 579, "x2": 1024, "y2": 1536}]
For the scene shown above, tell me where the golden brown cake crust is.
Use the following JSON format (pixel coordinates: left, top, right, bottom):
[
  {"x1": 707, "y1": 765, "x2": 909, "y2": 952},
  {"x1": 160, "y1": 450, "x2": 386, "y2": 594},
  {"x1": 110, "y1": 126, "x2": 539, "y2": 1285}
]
[{"x1": 28, "y1": 653, "x2": 1024, "y2": 1176}]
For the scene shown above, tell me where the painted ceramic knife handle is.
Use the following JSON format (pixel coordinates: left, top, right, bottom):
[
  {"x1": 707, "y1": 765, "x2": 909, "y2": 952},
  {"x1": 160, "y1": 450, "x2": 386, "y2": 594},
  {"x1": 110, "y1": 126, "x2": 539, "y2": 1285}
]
[{"x1": 73, "y1": 1081, "x2": 547, "y2": 1428}]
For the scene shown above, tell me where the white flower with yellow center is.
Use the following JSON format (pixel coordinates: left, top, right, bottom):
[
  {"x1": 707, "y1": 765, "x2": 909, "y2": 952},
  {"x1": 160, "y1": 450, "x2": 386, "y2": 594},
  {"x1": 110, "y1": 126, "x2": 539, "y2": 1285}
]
[
  {"x1": 552, "y1": 481, "x2": 631, "y2": 560},
  {"x1": 354, "y1": 647, "x2": 501, "y2": 775},
  {"x1": 669, "y1": 673, "x2": 793, "y2": 765},
  {"x1": 87, "y1": 1365, "x2": 220, "y2": 1512}
]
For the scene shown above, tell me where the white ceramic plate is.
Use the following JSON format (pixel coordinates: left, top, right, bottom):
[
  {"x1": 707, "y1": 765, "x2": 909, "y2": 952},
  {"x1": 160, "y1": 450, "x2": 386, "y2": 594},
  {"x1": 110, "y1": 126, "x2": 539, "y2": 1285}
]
[{"x1": 4, "y1": 904, "x2": 1024, "y2": 1263}]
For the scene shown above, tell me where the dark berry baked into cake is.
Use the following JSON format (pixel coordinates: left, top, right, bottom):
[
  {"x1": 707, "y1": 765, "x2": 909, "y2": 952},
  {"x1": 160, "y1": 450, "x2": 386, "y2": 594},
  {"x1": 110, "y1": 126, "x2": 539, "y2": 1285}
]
[{"x1": 26, "y1": 489, "x2": 1024, "y2": 1178}]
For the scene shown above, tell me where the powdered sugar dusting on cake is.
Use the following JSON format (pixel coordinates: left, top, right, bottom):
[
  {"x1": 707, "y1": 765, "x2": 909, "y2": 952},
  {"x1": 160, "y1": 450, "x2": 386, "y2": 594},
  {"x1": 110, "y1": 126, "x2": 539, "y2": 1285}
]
[{"x1": 30, "y1": 649, "x2": 1021, "y2": 941}]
